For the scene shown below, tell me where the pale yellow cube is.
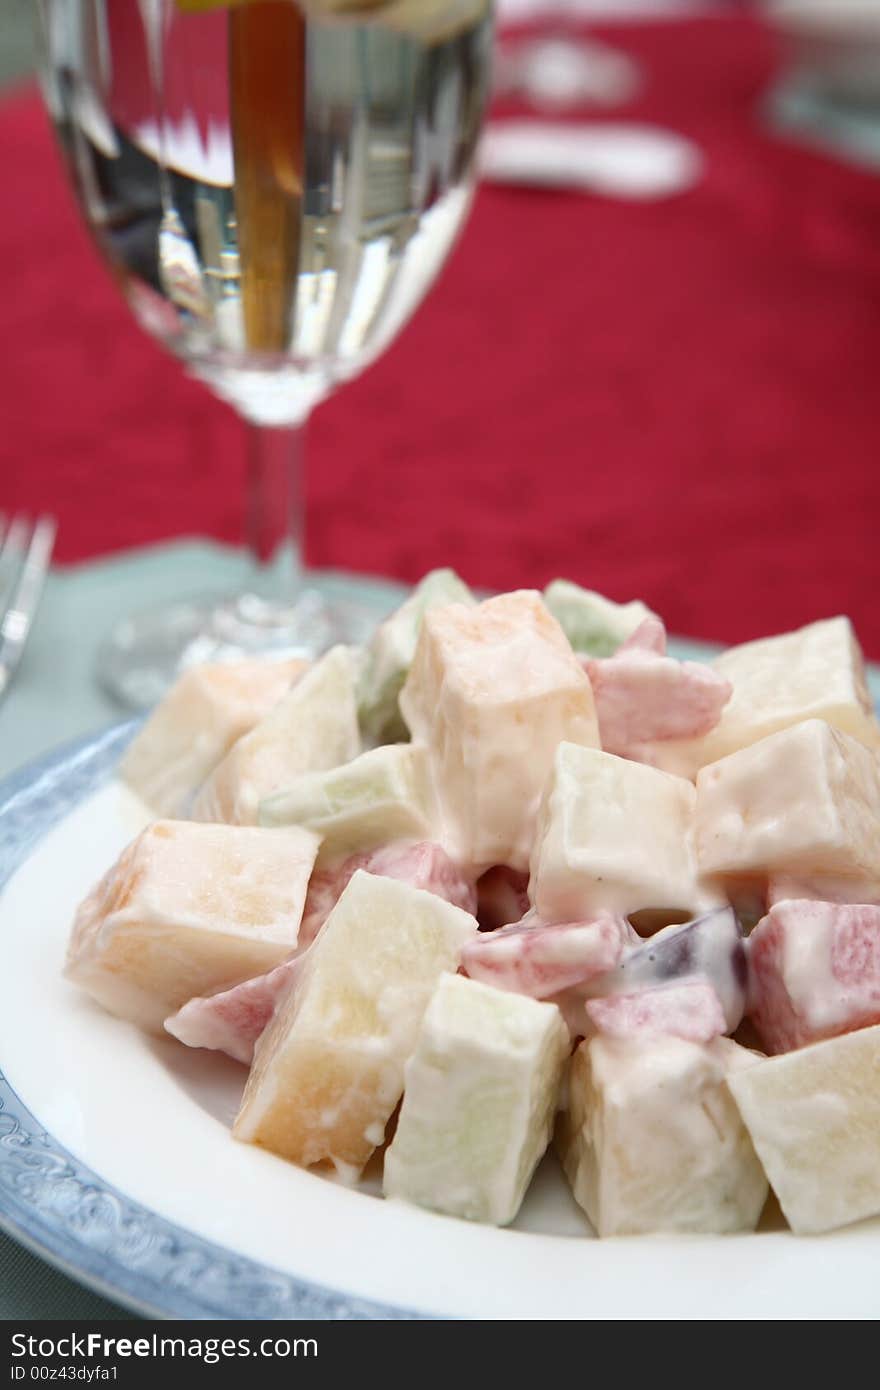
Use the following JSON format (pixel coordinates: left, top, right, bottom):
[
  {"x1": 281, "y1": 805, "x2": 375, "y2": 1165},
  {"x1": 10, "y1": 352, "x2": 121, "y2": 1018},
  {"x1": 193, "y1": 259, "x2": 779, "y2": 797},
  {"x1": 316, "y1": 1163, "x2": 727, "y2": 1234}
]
[
  {"x1": 557, "y1": 1036, "x2": 767, "y2": 1236},
  {"x1": 234, "y1": 869, "x2": 477, "y2": 1174},
  {"x1": 696, "y1": 719, "x2": 880, "y2": 880},
  {"x1": 728, "y1": 1024, "x2": 880, "y2": 1234},
  {"x1": 652, "y1": 617, "x2": 880, "y2": 779},
  {"x1": 66, "y1": 820, "x2": 319, "y2": 1031},
  {"x1": 529, "y1": 741, "x2": 714, "y2": 921},
  {"x1": 399, "y1": 591, "x2": 599, "y2": 871},
  {"x1": 121, "y1": 658, "x2": 306, "y2": 816},
  {"x1": 192, "y1": 647, "x2": 360, "y2": 825}
]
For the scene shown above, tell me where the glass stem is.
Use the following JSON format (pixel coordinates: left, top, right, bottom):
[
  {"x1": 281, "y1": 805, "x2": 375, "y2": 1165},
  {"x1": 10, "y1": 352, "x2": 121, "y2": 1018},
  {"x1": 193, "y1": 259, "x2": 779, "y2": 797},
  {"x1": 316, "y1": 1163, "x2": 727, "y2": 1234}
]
[{"x1": 241, "y1": 416, "x2": 307, "y2": 618}]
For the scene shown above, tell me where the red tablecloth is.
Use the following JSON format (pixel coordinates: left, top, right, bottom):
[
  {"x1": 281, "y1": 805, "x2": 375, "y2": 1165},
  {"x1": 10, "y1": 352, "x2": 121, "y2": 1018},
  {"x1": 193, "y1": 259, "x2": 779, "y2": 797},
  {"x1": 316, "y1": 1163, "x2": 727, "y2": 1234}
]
[{"x1": 3, "y1": 17, "x2": 880, "y2": 653}]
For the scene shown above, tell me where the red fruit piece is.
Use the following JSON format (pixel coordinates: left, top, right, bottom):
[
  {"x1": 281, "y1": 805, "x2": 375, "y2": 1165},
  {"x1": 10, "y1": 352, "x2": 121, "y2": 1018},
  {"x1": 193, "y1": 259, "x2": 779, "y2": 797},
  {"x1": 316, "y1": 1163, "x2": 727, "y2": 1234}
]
[
  {"x1": 167, "y1": 841, "x2": 476, "y2": 1063},
  {"x1": 462, "y1": 913, "x2": 630, "y2": 999},
  {"x1": 585, "y1": 979, "x2": 726, "y2": 1044},
  {"x1": 594, "y1": 905, "x2": 746, "y2": 1032},
  {"x1": 584, "y1": 651, "x2": 732, "y2": 756},
  {"x1": 831, "y1": 912, "x2": 880, "y2": 986},
  {"x1": 748, "y1": 901, "x2": 880, "y2": 1054},
  {"x1": 165, "y1": 956, "x2": 302, "y2": 1065},
  {"x1": 300, "y1": 840, "x2": 476, "y2": 949},
  {"x1": 616, "y1": 616, "x2": 667, "y2": 656}
]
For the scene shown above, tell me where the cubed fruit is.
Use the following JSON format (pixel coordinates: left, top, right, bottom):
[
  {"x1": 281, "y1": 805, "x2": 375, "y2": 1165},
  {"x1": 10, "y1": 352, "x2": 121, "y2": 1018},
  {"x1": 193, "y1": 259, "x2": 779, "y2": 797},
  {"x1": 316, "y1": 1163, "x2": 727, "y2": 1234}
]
[
  {"x1": 543, "y1": 580, "x2": 656, "y2": 657},
  {"x1": 357, "y1": 569, "x2": 474, "y2": 746},
  {"x1": 462, "y1": 913, "x2": 632, "y2": 999},
  {"x1": 696, "y1": 720, "x2": 880, "y2": 881},
  {"x1": 65, "y1": 820, "x2": 319, "y2": 1031},
  {"x1": 165, "y1": 955, "x2": 301, "y2": 1064},
  {"x1": 614, "y1": 616, "x2": 667, "y2": 656},
  {"x1": 191, "y1": 646, "x2": 360, "y2": 824},
  {"x1": 747, "y1": 901, "x2": 880, "y2": 1053},
  {"x1": 585, "y1": 650, "x2": 731, "y2": 757},
  {"x1": 233, "y1": 870, "x2": 477, "y2": 1173},
  {"x1": 557, "y1": 1036, "x2": 767, "y2": 1236},
  {"x1": 650, "y1": 617, "x2": 880, "y2": 779},
  {"x1": 590, "y1": 907, "x2": 747, "y2": 1032},
  {"x1": 728, "y1": 1024, "x2": 880, "y2": 1234},
  {"x1": 705, "y1": 616, "x2": 880, "y2": 757},
  {"x1": 120, "y1": 658, "x2": 306, "y2": 816},
  {"x1": 258, "y1": 743, "x2": 438, "y2": 863},
  {"x1": 768, "y1": 874, "x2": 880, "y2": 907},
  {"x1": 383, "y1": 975, "x2": 569, "y2": 1225},
  {"x1": 584, "y1": 980, "x2": 727, "y2": 1044},
  {"x1": 529, "y1": 742, "x2": 716, "y2": 922},
  {"x1": 297, "y1": 840, "x2": 476, "y2": 950},
  {"x1": 167, "y1": 840, "x2": 476, "y2": 1063},
  {"x1": 400, "y1": 592, "x2": 599, "y2": 871}
]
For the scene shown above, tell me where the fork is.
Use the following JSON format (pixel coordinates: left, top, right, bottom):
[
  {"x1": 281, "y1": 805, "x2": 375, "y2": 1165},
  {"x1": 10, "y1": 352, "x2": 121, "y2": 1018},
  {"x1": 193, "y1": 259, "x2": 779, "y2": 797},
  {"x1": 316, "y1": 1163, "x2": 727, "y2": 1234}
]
[{"x1": 0, "y1": 514, "x2": 57, "y2": 703}]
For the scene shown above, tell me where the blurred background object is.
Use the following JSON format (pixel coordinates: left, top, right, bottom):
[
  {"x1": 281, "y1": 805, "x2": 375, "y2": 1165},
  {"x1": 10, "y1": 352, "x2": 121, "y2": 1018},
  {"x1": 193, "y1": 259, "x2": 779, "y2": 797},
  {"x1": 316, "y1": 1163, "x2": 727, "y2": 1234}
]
[
  {"x1": 1, "y1": 0, "x2": 34, "y2": 84},
  {"x1": 34, "y1": 0, "x2": 493, "y2": 706},
  {"x1": 494, "y1": 0, "x2": 734, "y2": 111},
  {"x1": 479, "y1": 120, "x2": 702, "y2": 196},
  {"x1": 2, "y1": 0, "x2": 880, "y2": 750},
  {"x1": 764, "y1": 0, "x2": 880, "y2": 169},
  {"x1": 494, "y1": 29, "x2": 641, "y2": 110}
]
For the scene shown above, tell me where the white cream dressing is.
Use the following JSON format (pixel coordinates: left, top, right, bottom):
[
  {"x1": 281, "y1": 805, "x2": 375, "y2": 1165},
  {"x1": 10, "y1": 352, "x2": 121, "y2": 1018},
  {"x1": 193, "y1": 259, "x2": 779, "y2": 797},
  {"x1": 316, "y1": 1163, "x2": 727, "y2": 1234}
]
[
  {"x1": 727, "y1": 1024, "x2": 880, "y2": 1234},
  {"x1": 400, "y1": 592, "x2": 600, "y2": 873},
  {"x1": 233, "y1": 870, "x2": 478, "y2": 1172},
  {"x1": 530, "y1": 742, "x2": 718, "y2": 921},
  {"x1": 62, "y1": 587, "x2": 880, "y2": 1239},
  {"x1": 560, "y1": 1036, "x2": 766, "y2": 1236},
  {"x1": 384, "y1": 975, "x2": 568, "y2": 1224},
  {"x1": 192, "y1": 647, "x2": 361, "y2": 825},
  {"x1": 696, "y1": 719, "x2": 880, "y2": 878}
]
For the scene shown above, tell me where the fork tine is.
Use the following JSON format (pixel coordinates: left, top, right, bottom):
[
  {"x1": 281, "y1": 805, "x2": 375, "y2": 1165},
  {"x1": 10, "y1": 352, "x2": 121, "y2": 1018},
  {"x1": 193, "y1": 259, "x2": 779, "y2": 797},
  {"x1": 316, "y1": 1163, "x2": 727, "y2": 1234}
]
[{"x1": 0, "y1": 517, "x2": 57, "y2": 696}]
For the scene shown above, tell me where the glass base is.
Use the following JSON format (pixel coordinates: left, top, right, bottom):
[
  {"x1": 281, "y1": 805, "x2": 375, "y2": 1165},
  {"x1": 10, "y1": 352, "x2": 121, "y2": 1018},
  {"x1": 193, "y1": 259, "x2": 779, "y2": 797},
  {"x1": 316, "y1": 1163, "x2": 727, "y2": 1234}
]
[{"x1": 97, "y1": 589, "x2": 376, "y2": 711}]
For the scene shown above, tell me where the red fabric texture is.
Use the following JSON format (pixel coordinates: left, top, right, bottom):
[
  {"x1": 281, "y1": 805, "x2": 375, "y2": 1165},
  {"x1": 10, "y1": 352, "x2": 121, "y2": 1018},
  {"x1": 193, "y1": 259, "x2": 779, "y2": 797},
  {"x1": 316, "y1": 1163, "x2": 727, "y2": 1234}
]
[{"x1": 2, "y1": 17, "x2": 880, "y2": 652}]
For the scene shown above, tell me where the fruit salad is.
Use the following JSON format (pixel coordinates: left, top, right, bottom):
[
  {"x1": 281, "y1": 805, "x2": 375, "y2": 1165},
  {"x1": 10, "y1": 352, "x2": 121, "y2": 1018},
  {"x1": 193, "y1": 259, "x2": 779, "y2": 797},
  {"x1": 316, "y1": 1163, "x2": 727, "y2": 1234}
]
[{"x1": 65, "y1": 573, "x2": 880, "y2": 1238}]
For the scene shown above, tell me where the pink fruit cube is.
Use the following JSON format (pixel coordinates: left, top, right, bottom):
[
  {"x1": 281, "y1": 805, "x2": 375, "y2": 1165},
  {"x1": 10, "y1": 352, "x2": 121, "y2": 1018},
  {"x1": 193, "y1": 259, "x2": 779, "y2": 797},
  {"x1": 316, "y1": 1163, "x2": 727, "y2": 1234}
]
[
  {"x1": 616, "y1": 616, "x2": 668, "y2": 656},
  {"x1": 585, "y1": 650, "x2": 732, "y2": 758},
  {"x1": 165, "y1": 956, "x2": 303, "y2": 1064},
  {"x1": 167, "y1": 842, "x2": 475, "y2": 1063},
  {"x1": 590, "y1": 906, "x2": 747, "y2": 1032},
  {"x1": 462, "y1": 913, "x2": 631, "y2": 999},
  {"x1": 299, "y1": 841, "x2": 476, "y2": 950},
  {"x1": 585, "y1": 980, "x2": 727, "y2": 1044},
  {"x1": 748, "y1": 901, "x2": 880, "y2": 1053}
]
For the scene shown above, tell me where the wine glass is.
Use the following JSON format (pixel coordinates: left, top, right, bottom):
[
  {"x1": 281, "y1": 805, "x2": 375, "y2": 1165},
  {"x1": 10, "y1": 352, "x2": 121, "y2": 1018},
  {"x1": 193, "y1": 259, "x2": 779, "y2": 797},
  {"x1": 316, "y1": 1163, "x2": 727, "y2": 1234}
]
[{"x1": 36, "y1": 0, "x2": 493, "y2": 707}]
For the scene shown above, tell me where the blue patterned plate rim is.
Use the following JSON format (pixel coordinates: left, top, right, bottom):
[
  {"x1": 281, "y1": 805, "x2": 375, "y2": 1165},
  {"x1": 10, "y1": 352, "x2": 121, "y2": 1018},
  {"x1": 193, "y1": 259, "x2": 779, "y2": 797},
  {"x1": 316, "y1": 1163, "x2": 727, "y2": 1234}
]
[{"x1": 0, "y1": 723, "x2": 419, "y2": 1322}]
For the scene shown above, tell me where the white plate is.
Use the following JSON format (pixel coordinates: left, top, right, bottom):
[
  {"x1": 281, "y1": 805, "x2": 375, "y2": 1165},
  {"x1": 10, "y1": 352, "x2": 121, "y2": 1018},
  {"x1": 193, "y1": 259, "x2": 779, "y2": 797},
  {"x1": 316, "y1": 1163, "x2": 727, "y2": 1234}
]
[{"x1": 2, "y1": 718, "x2": 880, "y2": 1321}]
